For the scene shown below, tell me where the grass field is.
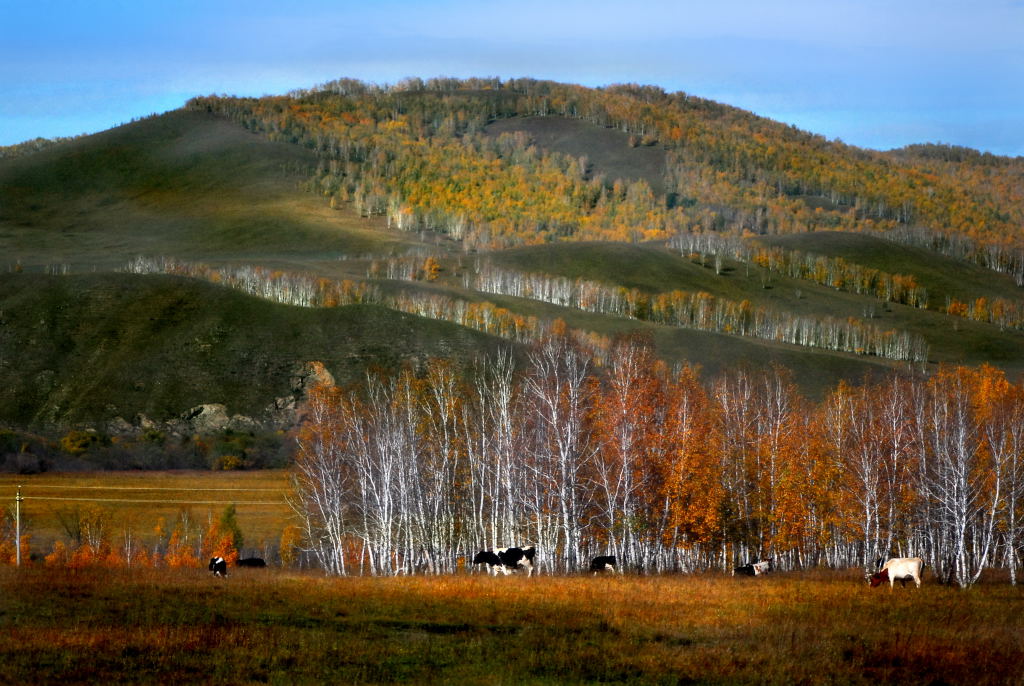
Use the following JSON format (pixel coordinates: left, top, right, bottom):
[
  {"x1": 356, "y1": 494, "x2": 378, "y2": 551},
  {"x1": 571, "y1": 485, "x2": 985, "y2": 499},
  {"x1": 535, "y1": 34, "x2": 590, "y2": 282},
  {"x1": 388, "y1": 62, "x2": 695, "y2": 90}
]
[
  {"x1": 2, "y1": 567, "x2": 1022, "y2": 684},
  {"x1": 1, "y1": 471, "x2": 294, "y2": 556}
]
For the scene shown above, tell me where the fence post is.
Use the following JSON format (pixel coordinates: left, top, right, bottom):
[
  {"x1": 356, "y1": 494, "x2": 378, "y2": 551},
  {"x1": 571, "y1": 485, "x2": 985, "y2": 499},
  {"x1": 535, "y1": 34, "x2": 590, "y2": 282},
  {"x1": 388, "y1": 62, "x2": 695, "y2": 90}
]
[{"x1": 15, "y1": 485, "x2": 23, "y2": 567}]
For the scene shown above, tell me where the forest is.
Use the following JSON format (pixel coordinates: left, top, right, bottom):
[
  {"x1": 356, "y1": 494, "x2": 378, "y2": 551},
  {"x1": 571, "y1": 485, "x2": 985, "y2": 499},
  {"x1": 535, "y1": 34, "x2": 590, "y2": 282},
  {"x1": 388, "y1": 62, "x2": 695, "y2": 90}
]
[
  {"x1": 187, "y1": 77, "x2": 1024, "y2": 283},
  {"x1": 6, "y1": 332, "x2": 1020, "y2": 590},
  {"x1": 287, "y1": 331, "x2": 1022, "y2": 589}
]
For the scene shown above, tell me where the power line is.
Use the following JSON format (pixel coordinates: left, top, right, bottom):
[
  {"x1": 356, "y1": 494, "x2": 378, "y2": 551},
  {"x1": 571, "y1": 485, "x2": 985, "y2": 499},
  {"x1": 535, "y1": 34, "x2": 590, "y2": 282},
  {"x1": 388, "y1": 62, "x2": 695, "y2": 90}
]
[
  {"x1": 17, "y1": 485, "x2": 287, "y2": 492},
  {"x1": 23, "y1": 495, "x2": 286, "y2": 506}
]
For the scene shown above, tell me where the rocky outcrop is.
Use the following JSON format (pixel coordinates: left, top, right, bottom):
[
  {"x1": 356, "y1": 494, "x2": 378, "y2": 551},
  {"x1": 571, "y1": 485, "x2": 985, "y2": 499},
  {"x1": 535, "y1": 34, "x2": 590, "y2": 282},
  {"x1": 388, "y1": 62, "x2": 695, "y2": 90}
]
[
  {"x1": 101, "y1": 361, "x2": 336, "y2": 437},
  {"x1": 182, "y1": 403, "x2": 231, "y2": 434},
  {"x1": 265, "y1": 361, "x2": 336, "y2": 430}
]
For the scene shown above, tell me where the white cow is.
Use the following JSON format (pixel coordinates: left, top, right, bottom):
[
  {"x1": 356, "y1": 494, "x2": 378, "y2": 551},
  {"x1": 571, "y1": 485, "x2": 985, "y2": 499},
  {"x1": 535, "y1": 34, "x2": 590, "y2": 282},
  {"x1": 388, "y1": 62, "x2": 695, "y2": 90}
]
[{"x1": 867, "y1": 557, "x2": 923, "y2": 590}]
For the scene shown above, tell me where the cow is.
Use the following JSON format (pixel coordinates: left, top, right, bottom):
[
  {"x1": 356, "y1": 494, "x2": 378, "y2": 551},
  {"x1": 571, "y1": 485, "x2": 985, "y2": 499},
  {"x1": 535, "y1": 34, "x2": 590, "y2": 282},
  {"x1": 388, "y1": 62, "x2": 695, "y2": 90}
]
[
  {"x1": 237, "y1": 557, "x2": 267, "y2": 568},
  {"x1": 867, "y1": 557, "x2": 923, "y2": 590},
  {"x1": 208, "y1": 556, "x2": 227, "y2": 577},
  {"x1": 732, "y1": 559, "x2": 772, "y2": 576},
  {"x1": 472, "y1": 546, "x2": 536, "y2": 577},
  {"x1": 590, "y1": 555, "x2": 617, "y2": 574}
]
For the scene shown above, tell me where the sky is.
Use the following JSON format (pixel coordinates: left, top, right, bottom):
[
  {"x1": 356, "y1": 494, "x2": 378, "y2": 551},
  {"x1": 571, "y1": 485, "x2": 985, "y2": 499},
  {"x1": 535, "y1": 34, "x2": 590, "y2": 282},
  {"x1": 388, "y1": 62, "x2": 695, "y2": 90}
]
[{"x1": 2, "y1": 0, "x2": 1022, "y2": 156}]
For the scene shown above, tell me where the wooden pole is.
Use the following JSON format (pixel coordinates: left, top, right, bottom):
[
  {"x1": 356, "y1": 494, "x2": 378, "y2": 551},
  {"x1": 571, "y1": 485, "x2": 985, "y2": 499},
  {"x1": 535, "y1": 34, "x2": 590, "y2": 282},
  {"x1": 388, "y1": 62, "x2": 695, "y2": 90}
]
[{"x1": 15, "y1": 485, "x2": 23, "y2": 567}]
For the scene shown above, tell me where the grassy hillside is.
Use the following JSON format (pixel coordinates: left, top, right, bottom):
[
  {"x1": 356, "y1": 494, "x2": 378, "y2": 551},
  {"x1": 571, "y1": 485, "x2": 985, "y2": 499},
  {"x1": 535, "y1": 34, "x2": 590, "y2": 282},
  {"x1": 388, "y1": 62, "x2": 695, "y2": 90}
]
[
  {"x1": 2, "y1": 80, "x2": 1023, "y2": 435},
  {"x1": 484, "y1": 115, "x2": 667, "y2": 195},
  {"x1": 0, "y1": 272, "x2": 505, "y2": 428},
  {"x1": 760, "y1": 230, "x2": 1024, "y2": 309},
  {"x1": 473, "y1": 240, "x2": 1024, "y2": 377},
  {"x1": 0, "y1": 110, "x2": 429, "y2": 270}
]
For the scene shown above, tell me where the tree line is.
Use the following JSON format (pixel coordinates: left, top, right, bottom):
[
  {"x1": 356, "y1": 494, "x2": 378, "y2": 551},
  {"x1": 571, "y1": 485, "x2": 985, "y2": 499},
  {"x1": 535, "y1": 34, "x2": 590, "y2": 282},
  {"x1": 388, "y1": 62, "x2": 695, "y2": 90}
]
[
  {"x1": 669, "y1": 232, "x2": 931, "y2": 308},
  {"x1": 291, "y1": 334, "x2": 1024, "y2": 587},
  {"x1": 0, "y1": 503, "x2": 295, "y2": 570},
  {"x1": 124, "y1": 255, "x2": 930, "y2": 362},
  {"x1": 471, "y1": 262, "x2": 929, "y2": 362}
]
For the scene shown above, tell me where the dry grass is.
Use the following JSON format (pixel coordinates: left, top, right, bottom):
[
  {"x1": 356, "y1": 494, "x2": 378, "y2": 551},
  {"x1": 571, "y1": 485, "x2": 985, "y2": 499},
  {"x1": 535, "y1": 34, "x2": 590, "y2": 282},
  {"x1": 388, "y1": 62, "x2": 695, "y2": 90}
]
[
  {"x1": 2, "y1": 567, "x2": 1023, "y2": 684},
  {"x1": 0, "y1": 471, "x2": 293, "y2": 554}
]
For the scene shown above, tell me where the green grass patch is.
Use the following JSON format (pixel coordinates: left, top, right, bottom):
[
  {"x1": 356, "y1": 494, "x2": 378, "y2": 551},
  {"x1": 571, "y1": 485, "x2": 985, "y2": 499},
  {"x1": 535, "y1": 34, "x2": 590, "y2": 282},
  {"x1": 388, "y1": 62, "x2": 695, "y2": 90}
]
[
  {"x1": 0, "y1": 272, "x2": 505, "y2": 428},
  {"x1": 0, "y1": 110, "x2": 425, "y2": 270}
]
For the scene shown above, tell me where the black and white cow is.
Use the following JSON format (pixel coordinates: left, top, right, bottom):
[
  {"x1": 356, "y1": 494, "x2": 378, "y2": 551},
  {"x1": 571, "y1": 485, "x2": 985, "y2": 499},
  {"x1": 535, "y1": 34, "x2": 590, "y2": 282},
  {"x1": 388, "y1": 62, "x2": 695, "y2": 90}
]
[
  {"x1": 590, "y1": 555, "x2": 617, "y2": 574},
  {"x1": 472, "y1": 546, "x2": 536, "y2": 577},
  {"x1": 237, "y1": 557, "x2": 267, "y2": 568},
  {"x1": 732, "y1": 559, "x2": 772, "y2": 576},
  {"x1": 208, "y1": 556, "x2": 227, "y2": 577}
]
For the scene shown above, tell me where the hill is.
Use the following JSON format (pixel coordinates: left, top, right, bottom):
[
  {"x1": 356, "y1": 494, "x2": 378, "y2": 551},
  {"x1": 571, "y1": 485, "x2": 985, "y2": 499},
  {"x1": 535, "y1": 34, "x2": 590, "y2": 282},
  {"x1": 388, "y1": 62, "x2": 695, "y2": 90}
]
[
  {"x1": 0, "y1": 272, "x2": 504, "y2": 429},
  {"x1": 758, "y1": 230, "x2": 1023, "y2": 309},
  {"x1": 2, "y1": 76, "x2": 1023, "y2": 440},
  {"x1": 0, "y1": 109, "x2": 432, "y2": 271}
]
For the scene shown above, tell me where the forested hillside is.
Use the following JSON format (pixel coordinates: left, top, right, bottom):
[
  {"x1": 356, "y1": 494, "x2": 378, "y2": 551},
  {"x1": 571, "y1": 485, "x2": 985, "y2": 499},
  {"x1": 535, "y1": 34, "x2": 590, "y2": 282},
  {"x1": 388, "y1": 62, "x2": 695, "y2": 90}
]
[
  {"x1": 189, "y1": 77, "x2": 1024, "y2": 281},
  {"x1": 1, "y1": 76, "x2": 1022, "y2": 458}
]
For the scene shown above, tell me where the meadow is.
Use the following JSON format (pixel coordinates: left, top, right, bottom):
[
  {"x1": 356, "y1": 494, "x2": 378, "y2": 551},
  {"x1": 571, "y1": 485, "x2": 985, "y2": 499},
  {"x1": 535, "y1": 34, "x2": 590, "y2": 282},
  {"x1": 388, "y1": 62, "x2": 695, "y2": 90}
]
[
  {"x1": 1, "y1": 567, "x2": 1022, "y2": 684},
  {"x1": 0, "y1": 471, "x2": 294, "y2": 555}
]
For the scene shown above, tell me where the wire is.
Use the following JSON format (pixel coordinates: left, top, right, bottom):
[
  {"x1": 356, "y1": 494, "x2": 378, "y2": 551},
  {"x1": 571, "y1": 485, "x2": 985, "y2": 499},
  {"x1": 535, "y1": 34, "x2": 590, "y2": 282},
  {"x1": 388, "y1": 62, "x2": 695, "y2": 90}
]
[
  {"x1": 23, "y1": 495, "x2": 286, "y2": 506},
  {"x1": 16, "y1": 485, "x2": 288, "y2": 492}
]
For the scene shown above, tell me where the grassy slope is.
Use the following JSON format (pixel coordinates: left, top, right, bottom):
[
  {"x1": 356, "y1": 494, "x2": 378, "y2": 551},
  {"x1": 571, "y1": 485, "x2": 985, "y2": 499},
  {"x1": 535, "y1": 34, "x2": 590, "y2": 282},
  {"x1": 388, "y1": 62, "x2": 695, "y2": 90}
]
[
  {"x1": 476, "y1": 241, "x2": 1024, "y2": 378},
  {"x1": 2, "y1": 110, "x2": 1022, "y2": 429},
  {"x1": 0, "y1": 272, "x2": 505, "y2": 428},
  {"x1": 760, "y1": 230, "x2": 1024, "y2": 308},
  {"x1": 0, "y1": 110, "x2": 426, "y2": 270},
  {"x1": 484, "y1": 115, "x2": 667, "y2": 195},
  {"x1": 3, "y1": 568, "x2": 1023, "y2": 684}
]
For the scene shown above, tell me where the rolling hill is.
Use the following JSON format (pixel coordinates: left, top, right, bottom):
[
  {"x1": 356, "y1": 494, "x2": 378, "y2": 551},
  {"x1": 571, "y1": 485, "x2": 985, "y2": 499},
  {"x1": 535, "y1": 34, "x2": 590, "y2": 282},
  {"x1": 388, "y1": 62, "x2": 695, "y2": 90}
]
[
  {"x1": 1, "y1": 76, "x2": 1023, "y2": 441},
  {"x1": 0, "y1": 110, "x2": 432, "y2": 270},
  {"x1": 0, "y1": 272, "x2": 504, "y2": 429}
]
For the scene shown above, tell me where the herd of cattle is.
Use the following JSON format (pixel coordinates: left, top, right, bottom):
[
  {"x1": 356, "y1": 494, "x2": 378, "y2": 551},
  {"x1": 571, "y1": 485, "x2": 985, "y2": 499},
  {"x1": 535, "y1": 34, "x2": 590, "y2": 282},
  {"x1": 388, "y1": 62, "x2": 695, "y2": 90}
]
[{"x1": 209, "y1": 550, "x2": 924, "y2": 589}]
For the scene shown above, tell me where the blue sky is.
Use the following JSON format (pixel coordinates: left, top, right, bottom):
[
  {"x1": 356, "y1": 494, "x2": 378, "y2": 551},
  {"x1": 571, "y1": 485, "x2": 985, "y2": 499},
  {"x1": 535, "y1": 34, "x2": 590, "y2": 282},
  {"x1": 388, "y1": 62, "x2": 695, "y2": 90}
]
[{"x1": 2, "y1": 0, "x2": 1022, "y2": 155}]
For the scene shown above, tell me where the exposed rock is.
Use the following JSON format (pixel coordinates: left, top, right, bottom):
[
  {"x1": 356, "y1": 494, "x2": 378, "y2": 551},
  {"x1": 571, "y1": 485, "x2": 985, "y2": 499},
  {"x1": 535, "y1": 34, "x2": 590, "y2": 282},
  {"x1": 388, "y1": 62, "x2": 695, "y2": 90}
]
[
  {"x1": 136, "y1": 414, "x2": 159, "y2": 431},
  {"x1": 265, "y1": 361, "x2": 335, "y2": 430},
  {"x1": 105, "y1": 361, "x2": 337, "y2": 437},
  {"x1": 182, "y1": 403, "x2": 230, "y2": 434},
  {"x1": 107, "y1": 416, "x2": 135, "y2": 436},
  {"x1": 227, "y1": 414, "x2": 260, "y2": 433},
  {"x1": 291, "y1": 361, "x2": 335, "y2": 394}
]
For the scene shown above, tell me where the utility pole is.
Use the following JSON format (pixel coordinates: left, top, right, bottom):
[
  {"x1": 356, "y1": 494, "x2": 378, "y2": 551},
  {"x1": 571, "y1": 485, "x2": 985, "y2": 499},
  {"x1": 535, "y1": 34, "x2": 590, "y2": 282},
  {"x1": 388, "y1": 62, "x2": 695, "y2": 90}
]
[{"x1": 15, "y1": 485, "x2": 22, "y2": 567}]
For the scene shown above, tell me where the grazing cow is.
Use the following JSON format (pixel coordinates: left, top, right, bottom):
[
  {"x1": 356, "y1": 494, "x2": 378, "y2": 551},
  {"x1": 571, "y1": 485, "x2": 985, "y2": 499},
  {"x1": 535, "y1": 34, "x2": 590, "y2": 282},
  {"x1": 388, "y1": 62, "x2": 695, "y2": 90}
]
[
  {"x1": 732, "y1": 559, "x2": 772, "y2": 577},
  {"x1": 208, "y1": 556, "x2": 227, "y2": 577},
  {"x1": 472, "y1": 546, "x2": 536, "y2": 577},
  {"x1": 590, "y1": 555, "x2": 617, "y2": 574},
  {"x1": 868, "y1": 557, "x2": 923, "y2": 590},
  {"x1": 237, "y1": 557, "x2": 267, "y2": 568}
]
